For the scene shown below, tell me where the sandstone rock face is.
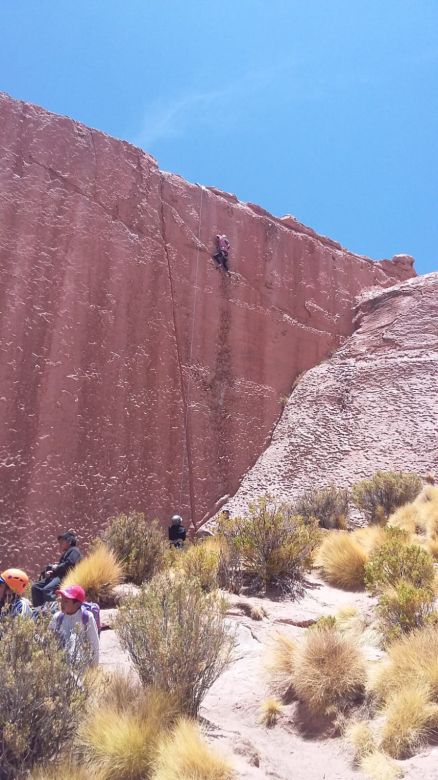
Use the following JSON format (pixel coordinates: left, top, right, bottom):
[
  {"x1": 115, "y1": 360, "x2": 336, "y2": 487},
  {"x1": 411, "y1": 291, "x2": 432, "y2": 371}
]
[
  {"x1": 224, "y1": 273, "x2": 438, "y2": 516},
  {"x1": 0, "y1": 93, "x2": 414, "y2": 571}
]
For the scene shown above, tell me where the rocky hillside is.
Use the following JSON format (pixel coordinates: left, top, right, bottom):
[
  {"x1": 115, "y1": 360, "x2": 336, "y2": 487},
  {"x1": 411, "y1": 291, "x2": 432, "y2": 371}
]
[
  {"x1": 0, "y1": 92, "x2": 414, "y2": 570},
  {"x1": 225, "y1": 273, "x2": 438, "y2": 516}
]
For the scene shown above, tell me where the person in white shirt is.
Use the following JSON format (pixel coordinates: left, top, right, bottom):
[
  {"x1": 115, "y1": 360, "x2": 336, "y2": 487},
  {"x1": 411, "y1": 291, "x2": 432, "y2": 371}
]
[{"x1": 50, "y1": 584, "x2": 99, "y2": 666}]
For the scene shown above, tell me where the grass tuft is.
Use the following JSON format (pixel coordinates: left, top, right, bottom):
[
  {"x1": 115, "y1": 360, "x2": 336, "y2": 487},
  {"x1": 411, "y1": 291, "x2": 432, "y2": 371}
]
[
  {"x1": 267, "y1": 633, "x2": 296, "y2": 695},
  {"x1": 270, "y1": 629, "x2": 366, "y2": 714},
  {"x1": 292, "y1": 629, "x2": 366, "y2": 714},
  {"x1": 360, "y1": 750, "x2": 403, "y2": 780},
  {"x1": 380, "y1": 684, "x2": 438, "y2": 759},
  {"x1": 62, "y1": 543, "x2": 124, "y2": 602},
  {"x1": 372, "y1": 626, "x2": 438, "y2": 703},
  {"x1": 151, "y1": 718, "x2": 234, "y2": 780},
  {"x1": 346, "y1": 721, "x2": 375, "y2": 763},
  {"x1": 259, "y1": 697, "x2": 283, "y2": 727},
  {"x1": 316, "y1": 531, "x2": 368, "y2": 590}
]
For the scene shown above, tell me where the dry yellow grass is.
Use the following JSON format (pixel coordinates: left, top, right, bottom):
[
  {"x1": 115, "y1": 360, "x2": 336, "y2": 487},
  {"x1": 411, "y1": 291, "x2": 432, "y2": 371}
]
[
  {"x1": 259, "y1": 697, "x2": 283, "y2": 727},
  {"x1": 234, "y1": 600, "x2": 267, "y2": 621},
  {"x1": 77, "y1": 686, "x2": 178, "y2": 780},
  {"x1": 360, "y1": 750, "x2": 403, "y2": 780},
  {"x1": 387, "y1": 504, "x2": 421, "y2": 535},
  {"x1": 291, "y1": 628, "x2": 366, "y2": 714},
  {"x1": 78, "y1": 707, "x2": 156, "y2": 779},
  {"x1": 29, "y1": 765, "x2": 105, "y2": 780},
  {"x1": 267, "y1": 633, "x2": 296, "y2": 695},
  {"x1": 316, "y1": 531, "x2": 368, "y2": 590},
  {"x1": 346, "y1": 720, "x2": 376, "y2": 763},
  {"x1": 380, "y1": 684, "x2": 438, "y2": 759},
  {"x1": 426, "y1": 538, "x2": 438, "y2": 560},
  {"x1": 92, "y1": 670, "x2": 144, "y2": 713},
  {"x1": 372, "y1": 626, "x2": 438, "y2": 703},
  {"x1": 151, "y1": 718, "x2": 234, "y2": 780},
  {"x1": 353, "y1": 526, "x2": 386, "y2": 554},
  {"x1": 388, "y1": 485, "x2": 438, "y2": 540},
  {"x1": 62, "y1": 543, "x2": 124, "y2": 602}
]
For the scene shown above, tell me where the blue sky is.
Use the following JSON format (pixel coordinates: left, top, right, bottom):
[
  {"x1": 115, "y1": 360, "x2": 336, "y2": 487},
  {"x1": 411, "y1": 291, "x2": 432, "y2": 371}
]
[{"x1": 1, "y1": 1, "x2": 437, "y2": 273}]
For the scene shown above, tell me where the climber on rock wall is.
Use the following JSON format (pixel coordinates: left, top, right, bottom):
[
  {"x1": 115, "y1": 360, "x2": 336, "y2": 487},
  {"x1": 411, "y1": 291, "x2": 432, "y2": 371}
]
[{"x1": 213, "y1": 234, "x2": 230, "y2": 272}]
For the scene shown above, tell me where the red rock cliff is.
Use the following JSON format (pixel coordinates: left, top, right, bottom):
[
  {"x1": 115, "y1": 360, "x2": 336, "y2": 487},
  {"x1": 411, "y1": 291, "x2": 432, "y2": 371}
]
[{"x1": 0, "y1": 93, "x2": 415, "y2": 571}]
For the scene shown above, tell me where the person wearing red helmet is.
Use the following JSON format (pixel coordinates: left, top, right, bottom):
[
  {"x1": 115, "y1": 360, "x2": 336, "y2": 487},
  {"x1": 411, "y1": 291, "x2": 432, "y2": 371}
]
[
  {"x1": 49, "y1": 584, "x2": 99, "y2": 666},
  {"x1": 0, "y1": 568, "x2": 32, "y2": 618}
]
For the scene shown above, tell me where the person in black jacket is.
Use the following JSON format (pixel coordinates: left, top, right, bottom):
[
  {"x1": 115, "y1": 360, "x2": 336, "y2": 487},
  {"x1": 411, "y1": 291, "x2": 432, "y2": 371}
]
[
  {"x1": 31, "y1": 530, "x2": 82, "y2": 607},
  {"x1": 168, "y1": 515, "x2": 187, "y2": 548}
]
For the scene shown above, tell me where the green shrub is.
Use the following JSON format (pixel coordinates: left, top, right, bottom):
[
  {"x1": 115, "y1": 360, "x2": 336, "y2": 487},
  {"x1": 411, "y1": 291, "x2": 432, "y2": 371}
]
[
  {"x1": 293, "y1": 485, "x2": 349, "y2": 529},
  {"x1": 103, "y1": 513, "x2": 168, "y2": 585},
  {"x1": 378, "y1": 580, "x2": 437, "y2": 644},
  {"x1": 177, "y1": 539, "x2": 221, "y2": 591},
  {"x1": 115, "y1": 571, "x2": 234, "y2": 716},
  {"x1": 352, "y1": 471, "x2": 422, "y2": 525},
  {"x1": 0, "y1": 616, "x2": 90, "y2": 780},
  {"x1": 218, "y1": 496, "x2": 320, "y2": 596},
  {"x1": 365, "y1": 533, "x2": 435, "y2": 593}
]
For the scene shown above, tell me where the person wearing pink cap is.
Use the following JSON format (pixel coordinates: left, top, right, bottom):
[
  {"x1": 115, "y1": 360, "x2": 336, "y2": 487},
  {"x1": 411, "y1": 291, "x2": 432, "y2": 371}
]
[{"x1": 49, "y1": 585, "x2": 99, "y2": 666}]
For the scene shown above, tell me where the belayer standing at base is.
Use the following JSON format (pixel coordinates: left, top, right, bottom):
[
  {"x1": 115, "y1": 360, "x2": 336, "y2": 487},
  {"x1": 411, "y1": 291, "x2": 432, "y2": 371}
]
[
  {"x1": 31, "y1": 530, "x2": 82, "y2": 607},
  {"x1": 168, "y1": 514, "x2": 187, "y2": 548}
]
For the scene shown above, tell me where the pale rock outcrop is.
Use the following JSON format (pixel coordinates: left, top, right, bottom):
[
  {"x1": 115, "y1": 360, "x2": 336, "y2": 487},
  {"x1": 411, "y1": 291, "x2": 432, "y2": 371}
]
[{"x1": 225, "y1": 273, "x2": 438, "y2": 516}]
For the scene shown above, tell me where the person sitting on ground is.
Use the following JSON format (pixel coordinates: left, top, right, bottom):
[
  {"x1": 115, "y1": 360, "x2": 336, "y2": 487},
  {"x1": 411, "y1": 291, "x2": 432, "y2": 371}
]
[
  {"x1": 0, "y1": 568, "x2": 32, "y2": 618},
  {"x1": 213, "y1": 234, "x2": 230, "y2": 272},
  {"x1": 31, "y1": 530, "x2": 82, "y2": 607},
  {"x1": 50, "y1": 584, "x2": 99, "y2": 667},
  {"x1": 168, "y1": 514, "x2": 187, "y2": 548}
]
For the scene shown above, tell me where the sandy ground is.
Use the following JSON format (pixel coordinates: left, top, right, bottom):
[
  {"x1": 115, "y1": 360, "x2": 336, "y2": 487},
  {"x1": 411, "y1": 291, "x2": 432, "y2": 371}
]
[{"x1": 100, "y1": 576, "x2": 438, "y2": 779}]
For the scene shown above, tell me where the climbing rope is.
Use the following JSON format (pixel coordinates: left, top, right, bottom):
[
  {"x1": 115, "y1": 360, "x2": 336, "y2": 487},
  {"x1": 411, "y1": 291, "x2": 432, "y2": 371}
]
[{"x1": 179, "y1": 184, "x2": 205, "y2": 510}]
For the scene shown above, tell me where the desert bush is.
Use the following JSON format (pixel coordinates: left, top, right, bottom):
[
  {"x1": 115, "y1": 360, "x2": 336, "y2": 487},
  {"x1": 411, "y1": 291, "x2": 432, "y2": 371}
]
[
  {"x1": 152, "y1": 718, "x2": 234, "y2": 780},
  {"x1": 177, "y1": 539, "x2": 221, "y2": 591},
  {"x1": 259, "y1": 698, "x2": 283, "y2": 727},
  {"x1": 360, "y1": 750, "x2": 402, "y2": 780},
  {"x1": 0, "y1": 616, "x2": 90, "y2": 780},
  {"x1": 218, "y1": 496, "x2": 320, "y2": 595},
  {"x1": 377, "y1": 580, "x2": 436, "y2": 643},
  {"x1": 351, "y1": 471, "x2": 422, "y2": 524},
  {"x1": 372, "y1": 626, "x2": 438, "y2": 703},
  {"x1": 62, "y1": 542, "x2": 124, "y2": 602},
  {"x1": 380, "y1": 684, "x2": 438, "y2": 759},
  {"x1": 364, "y1": 532, "x2": 435, "y2": 593},
  {"x1": 116, "y1": 571, "x2": 234, "y2": 716},
  {"x1": 316, "y1": 531, "x2": 368, "y2": 590},
  {"x1": 77, "y1": 685, "x2": 177, "y2": 780},
  {"x1": 293, "y1": 484, "x2": 349, "y2": 530},
  {"x1": 103, "y1": 513, "x2": 168, "y2": 585},
  {"x1": 269, "y1": 629, "x2": 366, "y2": 714}
]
